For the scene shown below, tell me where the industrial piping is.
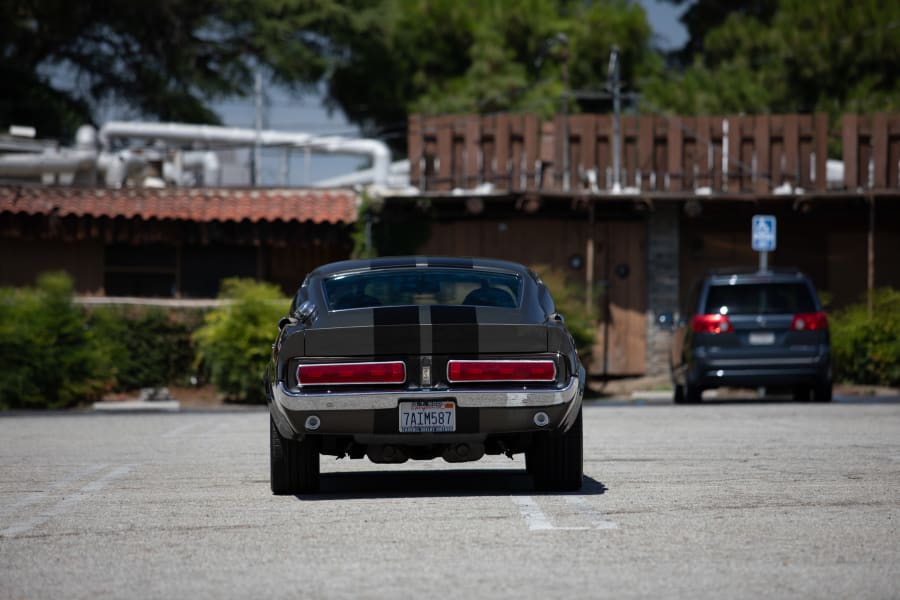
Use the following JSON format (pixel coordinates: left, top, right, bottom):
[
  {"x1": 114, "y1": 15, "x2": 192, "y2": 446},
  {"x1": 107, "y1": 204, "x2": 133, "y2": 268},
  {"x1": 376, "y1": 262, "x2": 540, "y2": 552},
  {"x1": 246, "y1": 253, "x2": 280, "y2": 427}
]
[{"x1": 98, "y1": 121, "x2": 392, "y2": 187}]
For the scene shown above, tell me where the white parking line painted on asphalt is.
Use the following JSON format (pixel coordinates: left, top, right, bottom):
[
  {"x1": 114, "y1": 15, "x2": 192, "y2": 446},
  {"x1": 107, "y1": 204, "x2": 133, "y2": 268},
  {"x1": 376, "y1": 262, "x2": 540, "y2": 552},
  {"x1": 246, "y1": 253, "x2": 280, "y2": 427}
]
[
  {"x1": 564, "y1": 495, "x2": 619, "y2": 530},
  {"x1": 1, "y1": 464, "x2": 136, "y2": 538},
  {"x1": 0, "y1": 463, "x2": 109, "y2": 519},
  {"x1": 161, "y1": 421, "x2": 204, "y2": 439},
  {"x1": 509, "y1": 496, "x2": 589, "y2": 531}
]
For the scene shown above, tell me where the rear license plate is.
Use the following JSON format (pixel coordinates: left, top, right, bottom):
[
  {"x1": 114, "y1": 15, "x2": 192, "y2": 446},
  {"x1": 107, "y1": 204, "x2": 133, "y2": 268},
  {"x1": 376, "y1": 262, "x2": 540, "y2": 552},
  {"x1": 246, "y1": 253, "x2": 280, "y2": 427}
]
[
  {"x1": 749, "y1": 332, "x2": 775, "y2": 345},
  {"x1": 399, "y1": 401, "x2": 456, "y2": 433}
]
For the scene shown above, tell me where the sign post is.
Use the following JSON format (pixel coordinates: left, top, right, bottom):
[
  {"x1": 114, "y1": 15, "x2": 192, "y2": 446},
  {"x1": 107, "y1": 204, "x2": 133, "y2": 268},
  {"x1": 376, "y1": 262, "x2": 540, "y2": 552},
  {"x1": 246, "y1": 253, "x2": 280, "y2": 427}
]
[{"x1": 751, "y1": 215, "x2": 777, "y2": 273}]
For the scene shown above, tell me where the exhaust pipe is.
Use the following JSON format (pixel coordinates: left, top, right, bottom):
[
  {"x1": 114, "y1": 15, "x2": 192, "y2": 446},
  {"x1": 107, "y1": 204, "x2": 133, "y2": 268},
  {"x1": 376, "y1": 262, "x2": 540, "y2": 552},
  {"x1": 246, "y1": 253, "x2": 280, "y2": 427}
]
[{"x1": 442, "y1": 443, "x2": 485, "y2": 463}]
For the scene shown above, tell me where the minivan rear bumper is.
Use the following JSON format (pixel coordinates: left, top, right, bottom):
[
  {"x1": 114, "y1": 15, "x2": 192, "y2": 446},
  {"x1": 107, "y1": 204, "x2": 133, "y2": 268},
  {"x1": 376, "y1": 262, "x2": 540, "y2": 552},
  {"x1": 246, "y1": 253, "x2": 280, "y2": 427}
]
[{"x1": 690, "y1": 352, "x2": 831, "y2": 388}]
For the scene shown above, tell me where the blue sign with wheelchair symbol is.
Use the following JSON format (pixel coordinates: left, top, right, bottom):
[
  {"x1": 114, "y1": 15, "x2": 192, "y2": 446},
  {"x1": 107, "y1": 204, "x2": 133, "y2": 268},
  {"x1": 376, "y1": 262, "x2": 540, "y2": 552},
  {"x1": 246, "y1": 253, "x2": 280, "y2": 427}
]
[{"x1": 752, "y1": 215, "x2": 777, "y2": 251}]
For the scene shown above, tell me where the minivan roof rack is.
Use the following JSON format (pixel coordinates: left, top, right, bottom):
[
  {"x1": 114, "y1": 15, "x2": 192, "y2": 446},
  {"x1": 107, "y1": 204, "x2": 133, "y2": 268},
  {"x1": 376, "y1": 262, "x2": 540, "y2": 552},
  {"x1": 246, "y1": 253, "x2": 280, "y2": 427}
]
[{"x1": 705, "y1": 266, "x2": 804, "y2": 276}]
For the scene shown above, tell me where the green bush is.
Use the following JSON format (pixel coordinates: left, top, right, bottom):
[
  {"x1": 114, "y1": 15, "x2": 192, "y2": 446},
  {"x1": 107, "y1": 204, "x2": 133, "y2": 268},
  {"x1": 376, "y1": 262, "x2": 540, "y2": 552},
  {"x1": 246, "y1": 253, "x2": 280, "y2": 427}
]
[
  {"x1": 533, "y1": 267, "x2": 596, "y2": 360},
  {"x1": 192, "y1": 278, "x2": 289, "y2": 403},
  {"x1": 830, "y1": 288, "x2": 900, "y2": 387},
  {"x1": 87, "y1": 305, "x2": 205, "y2": 391},
  {"x1": 0, "y1": 272, "x2": 109, "y2": 409}
]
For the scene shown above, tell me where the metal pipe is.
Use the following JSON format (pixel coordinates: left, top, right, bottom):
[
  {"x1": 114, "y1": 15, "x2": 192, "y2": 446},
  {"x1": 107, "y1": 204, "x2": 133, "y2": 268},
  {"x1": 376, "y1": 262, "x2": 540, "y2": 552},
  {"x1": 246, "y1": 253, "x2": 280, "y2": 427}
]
[
  {"x1": 0, "y1": 149, "x2": 95, "y2": 176},
  {"x1": 99, "y1": 121, "x2": 392, "y2": 186},
  {"x1": 609, "y1": 46, "x2": 621, "y2": 193}
]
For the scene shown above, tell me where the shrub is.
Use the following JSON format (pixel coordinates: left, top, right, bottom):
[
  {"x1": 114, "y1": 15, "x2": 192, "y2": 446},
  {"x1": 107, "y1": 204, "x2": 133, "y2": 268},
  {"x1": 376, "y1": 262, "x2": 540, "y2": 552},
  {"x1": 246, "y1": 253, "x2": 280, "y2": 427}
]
[
  {"x1": 192, "y1": 278, "x2": 289, "y2": 403},
  {"x1": 830, "y1": 288, "x2": 900, "y2": 387},
  {"x1": 87, "y1": 305, "x2": 205, "y2": 391},
  {"x1": 0, "y1": 272, "x2": 109, "y2": 409},
  {"x1": 532, "y1": 267, "x2": 596, "y2": 360}
]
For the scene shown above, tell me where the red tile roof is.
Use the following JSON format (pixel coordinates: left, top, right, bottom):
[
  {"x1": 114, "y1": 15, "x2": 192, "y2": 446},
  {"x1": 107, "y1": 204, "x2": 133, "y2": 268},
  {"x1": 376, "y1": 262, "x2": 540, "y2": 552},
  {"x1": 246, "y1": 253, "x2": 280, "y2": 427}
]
[{"x1": 0, "y1": 186, "x2": 359, "y2": 224}]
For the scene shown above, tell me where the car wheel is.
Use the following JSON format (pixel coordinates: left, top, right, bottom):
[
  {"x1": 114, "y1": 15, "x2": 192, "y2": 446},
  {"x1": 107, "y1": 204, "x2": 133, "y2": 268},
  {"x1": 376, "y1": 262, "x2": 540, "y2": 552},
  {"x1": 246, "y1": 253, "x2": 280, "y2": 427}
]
[
  {"x1": 270, "y1": 417, "x2": 320, "y2": 494},
  {"x1": 792, "y1": 386, "x2": 812, "y2": 402},
  {"x1": 684, "y1": 383, "x2": 702, "y2": 404},
  {"x1": 813, "y1": 381, "x2": 833, "y2": 403},
  {"x1": 528, "y1": 408, "x2": 583, "y2": 491},
  {"x1": 673, "y1": 384, "x2": 686, "y2": 404}
]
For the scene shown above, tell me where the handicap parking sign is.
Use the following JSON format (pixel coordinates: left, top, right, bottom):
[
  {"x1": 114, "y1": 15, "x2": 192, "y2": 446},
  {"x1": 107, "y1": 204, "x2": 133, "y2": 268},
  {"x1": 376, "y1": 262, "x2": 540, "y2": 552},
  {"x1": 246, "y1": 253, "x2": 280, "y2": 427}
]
[{"x1": 752, "y1": 215, "x2": 777, "y2": 251}]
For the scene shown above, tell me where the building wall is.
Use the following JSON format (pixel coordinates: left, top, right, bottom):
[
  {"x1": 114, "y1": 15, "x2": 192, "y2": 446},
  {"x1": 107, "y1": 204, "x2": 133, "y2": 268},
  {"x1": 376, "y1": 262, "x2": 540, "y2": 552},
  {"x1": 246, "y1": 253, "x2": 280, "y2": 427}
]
[
  {"x1": 0, "y1": 238, "x2": 104, "y2": 293},
  {"x1": 419, "y1": 216, "x2": 647, "y2": 377}
]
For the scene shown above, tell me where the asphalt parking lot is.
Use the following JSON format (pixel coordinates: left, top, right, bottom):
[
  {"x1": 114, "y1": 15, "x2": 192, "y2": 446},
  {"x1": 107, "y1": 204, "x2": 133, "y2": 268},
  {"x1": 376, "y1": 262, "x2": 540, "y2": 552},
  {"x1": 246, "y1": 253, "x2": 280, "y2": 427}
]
[{"x1": 1, "y1": 399, "x2": 899, "y2": 599}]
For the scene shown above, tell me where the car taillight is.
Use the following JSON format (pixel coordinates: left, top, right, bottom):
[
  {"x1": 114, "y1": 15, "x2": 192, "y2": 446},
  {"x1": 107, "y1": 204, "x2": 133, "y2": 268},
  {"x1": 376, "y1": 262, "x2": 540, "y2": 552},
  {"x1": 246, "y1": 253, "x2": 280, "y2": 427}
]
[
  {"x1": 691, "y1": 314, "x2": 734, "y2": 334},
  {"x1": 446, "y1": 360, "x2": 557, "y2": 383},
  {"x1": 791, "y1": 311, "x2": 828, "y2": 331},
  {"x1": 296, "y1": 361, "x2": 406, "y2": 386}
]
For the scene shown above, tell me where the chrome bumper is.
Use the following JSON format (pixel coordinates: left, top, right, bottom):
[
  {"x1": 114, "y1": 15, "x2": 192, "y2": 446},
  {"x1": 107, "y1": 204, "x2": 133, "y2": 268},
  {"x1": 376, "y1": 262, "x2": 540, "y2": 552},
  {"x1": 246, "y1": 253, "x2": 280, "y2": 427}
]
[{"x1": 272, "y1": 375, "x2": 581, "y2": 412}]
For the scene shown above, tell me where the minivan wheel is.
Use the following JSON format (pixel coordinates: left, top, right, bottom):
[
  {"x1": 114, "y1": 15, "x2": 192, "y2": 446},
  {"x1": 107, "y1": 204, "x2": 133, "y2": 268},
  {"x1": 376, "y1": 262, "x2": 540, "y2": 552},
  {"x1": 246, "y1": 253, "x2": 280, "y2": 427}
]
[
  {"x1": 684, "y1": 383, "x2": 702, "y2": 404},
  {"x1": 813, "y1": 381, "x2": 833, "y2": 403},
  {"x1": 792, "y1": 386, "x2": 811, "y2": 402}
]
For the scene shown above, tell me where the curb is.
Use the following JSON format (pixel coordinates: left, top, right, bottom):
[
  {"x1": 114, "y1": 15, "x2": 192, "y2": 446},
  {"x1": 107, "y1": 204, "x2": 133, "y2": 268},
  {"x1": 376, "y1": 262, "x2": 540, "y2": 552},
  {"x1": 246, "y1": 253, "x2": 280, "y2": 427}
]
[{"x1": 93, "y1": 400, "x2": 180, "y2": 413}]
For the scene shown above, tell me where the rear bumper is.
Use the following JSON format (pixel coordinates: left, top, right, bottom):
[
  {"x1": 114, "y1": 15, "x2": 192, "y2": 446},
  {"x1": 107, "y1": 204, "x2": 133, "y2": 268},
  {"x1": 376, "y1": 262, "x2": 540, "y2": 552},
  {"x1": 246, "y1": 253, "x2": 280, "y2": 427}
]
[
  {"x1": 691, "y1": 353, "x2": 831, "y2": 389},
  {"x1": 269, "y1": 374, "x2": 583, "y2": 440}
]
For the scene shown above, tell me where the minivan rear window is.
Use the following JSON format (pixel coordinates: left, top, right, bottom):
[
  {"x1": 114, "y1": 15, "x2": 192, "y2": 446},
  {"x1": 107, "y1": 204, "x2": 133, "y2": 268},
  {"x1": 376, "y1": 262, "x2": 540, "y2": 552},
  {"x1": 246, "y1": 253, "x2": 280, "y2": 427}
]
[
  {"x1": 323, "y1": 268, "x2": 522, "y2": 310},
  {"x1": 704, "y1": 283, "x2": 816, "y2": 315}
]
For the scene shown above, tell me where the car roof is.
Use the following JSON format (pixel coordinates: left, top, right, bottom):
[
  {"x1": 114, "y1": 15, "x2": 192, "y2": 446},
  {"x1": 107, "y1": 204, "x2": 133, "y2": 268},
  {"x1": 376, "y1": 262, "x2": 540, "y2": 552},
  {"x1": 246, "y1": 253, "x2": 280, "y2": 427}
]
[{"x1": 308, "y1": 256, "x2": 531, "y2": 279}]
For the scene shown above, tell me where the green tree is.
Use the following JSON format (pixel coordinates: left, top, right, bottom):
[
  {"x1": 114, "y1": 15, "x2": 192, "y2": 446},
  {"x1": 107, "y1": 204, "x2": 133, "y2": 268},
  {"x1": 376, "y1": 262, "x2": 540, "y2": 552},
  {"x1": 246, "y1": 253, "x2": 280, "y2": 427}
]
[
  {"x1": 644, "y1": 0, "x2": 900, "y2": 116},
  {"x1": 3, "y1": 0, "x2": 658, "y2": 142},
  {"x1": 328, "y1": 0, "x2": 659, "y2": 130},
  {"x1": 660, "y1": 0, "x2": 777, "y2": 62},
  {"x1": 0, "y1": 0, "x2": 363, "y2": 138}
]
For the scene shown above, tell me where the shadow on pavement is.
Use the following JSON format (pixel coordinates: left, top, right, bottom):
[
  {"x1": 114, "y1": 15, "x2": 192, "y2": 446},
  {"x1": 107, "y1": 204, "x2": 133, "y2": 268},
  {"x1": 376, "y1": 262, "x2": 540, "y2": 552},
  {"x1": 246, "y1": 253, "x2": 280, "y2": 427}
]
[{"x1": 295, "y1": 470, "x2": 607, "y2": 501}]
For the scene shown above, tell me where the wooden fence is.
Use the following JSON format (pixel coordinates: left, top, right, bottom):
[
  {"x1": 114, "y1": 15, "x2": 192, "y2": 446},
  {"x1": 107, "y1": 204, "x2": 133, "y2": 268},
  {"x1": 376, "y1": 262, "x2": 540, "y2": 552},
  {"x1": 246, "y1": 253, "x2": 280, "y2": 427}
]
[{"x1": 409, "y1": 113, "x2": 900, "y2": 195}]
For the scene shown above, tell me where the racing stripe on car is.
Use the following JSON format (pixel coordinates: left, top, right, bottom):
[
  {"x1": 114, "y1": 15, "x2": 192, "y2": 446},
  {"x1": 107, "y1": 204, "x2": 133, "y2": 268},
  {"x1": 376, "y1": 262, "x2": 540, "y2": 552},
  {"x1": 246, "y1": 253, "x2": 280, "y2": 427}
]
[
  {"x1": 418, "y1": 306, "x2": 433, "y2": 355},
  {"x1": 430, "y1": 306, "x2": 479, "y2": 354},
  {"x1": 374, "y1": 306, "x2": 420, "y2": 355}
]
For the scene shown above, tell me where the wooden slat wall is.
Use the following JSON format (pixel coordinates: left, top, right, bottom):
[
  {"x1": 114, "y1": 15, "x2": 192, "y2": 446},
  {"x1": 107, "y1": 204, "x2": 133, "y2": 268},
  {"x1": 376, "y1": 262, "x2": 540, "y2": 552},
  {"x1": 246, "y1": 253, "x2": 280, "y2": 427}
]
[
  {"x1": 418, "y1": 218, "x2": 647, "y2": 376},
  {"x1": 844, "y1": 114, "x2": 900, "y2": 190},
  {"x1": 409, "y1": 112, "x2": 900, "y2": 193}
]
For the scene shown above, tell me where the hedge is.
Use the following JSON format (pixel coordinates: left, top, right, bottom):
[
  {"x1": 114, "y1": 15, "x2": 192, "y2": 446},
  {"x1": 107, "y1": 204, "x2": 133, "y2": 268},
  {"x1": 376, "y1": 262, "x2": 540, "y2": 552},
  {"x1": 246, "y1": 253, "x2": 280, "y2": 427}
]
[
  {"x1": 830, "y1": 288, "x2": 900, "y2": 387},
  {"x1": 0, "y1": 273, "x2": 109, "y2": 409},
  {"x1": 192, "y1": 278, "x2": 289, "y2": 403}
]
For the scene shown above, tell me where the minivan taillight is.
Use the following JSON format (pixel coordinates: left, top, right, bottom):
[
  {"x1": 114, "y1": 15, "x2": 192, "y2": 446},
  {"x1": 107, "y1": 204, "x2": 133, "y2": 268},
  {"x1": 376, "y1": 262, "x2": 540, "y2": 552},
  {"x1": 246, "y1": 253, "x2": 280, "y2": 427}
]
[
  {"x1": 790, "y1": 311, "x2": 828, "y2": 331},
  {"x1": 297, "y1": 361, "x2": 406, "y2": 386},
  {"x1": 691, "y1": 314, "x2": 734, "y2": 334},
  {"x1": 446, "y1": 360, "x2": 557, "y2": 383}
]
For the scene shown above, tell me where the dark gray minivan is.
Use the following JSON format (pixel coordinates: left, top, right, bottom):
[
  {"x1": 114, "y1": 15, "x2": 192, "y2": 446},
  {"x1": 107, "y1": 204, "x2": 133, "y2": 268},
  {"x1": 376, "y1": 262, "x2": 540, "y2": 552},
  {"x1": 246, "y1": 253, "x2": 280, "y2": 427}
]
[{"x1": 670, "y1": 269, "x2": 832, "y2": 403}]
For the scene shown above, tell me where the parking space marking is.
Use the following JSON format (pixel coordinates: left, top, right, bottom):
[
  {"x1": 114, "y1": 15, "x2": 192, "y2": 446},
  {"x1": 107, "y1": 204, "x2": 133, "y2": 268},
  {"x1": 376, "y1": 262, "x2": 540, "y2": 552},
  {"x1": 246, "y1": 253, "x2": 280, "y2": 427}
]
[
  {"x1": 0, "y1": 463, "x2": 109, "y2": 519},
  {"x1": 564, "y1": 495, "x2": 619, "y2": 529},
  {"x1": 510, "y1": 496, "x2": 589, "y2": 531},
  {"x1": 161, "y1": 421, "x2": 204, "y2": 439},
  {"x1": 1, "y1": 464, "x2": 135, "y2": 538}
]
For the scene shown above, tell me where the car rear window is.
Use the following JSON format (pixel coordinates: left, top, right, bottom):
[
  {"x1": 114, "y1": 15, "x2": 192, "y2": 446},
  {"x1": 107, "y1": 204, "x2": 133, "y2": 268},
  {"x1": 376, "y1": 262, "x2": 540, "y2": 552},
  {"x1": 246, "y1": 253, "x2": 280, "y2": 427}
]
[
  {"x1": 323, "y1": 268, "x2": 522, "y2": 310},
  {"x1": 704, "y1": 283, "x2": 817, "y2": 315}
]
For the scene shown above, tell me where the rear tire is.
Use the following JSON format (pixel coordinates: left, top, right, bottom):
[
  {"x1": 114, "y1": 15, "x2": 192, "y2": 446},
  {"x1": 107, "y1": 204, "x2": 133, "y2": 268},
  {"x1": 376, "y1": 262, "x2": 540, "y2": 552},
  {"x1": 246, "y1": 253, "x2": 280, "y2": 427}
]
[
  {"x1": 528, "y1": 408, "x2": 583, "y2": 491},
  {"x1": 270, "y1": 417, "x2": 320, "y2": 494}
]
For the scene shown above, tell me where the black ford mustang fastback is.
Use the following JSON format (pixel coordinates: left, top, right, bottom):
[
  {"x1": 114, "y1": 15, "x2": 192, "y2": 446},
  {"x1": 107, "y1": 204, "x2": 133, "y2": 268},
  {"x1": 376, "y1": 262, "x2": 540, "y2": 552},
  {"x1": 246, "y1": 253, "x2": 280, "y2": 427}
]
[{"x1": 266, "y1": 256, "x2": 585, "y2": 493}]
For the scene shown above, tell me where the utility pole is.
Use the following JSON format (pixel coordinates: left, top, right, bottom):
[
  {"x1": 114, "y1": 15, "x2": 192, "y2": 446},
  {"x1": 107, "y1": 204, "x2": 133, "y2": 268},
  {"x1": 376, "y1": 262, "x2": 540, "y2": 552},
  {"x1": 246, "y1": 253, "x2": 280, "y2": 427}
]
[
  {"x1": 252, "y1": 71, "x2": 263, "y2": 186},
  {"x1": 558, "y1": 34, "x2": 570, "y2": 191},
  {"x1": 608, "y1": 46, "x2": 621, "y2": 193}
]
